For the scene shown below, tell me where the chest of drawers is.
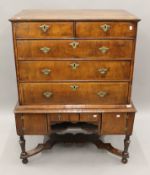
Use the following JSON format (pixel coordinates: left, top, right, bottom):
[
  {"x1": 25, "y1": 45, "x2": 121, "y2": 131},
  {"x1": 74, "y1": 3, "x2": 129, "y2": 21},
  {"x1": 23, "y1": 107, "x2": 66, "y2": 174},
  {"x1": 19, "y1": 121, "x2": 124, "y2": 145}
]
[{"x1": 10, "y1": 10, "x2": 140, "y2": 164}]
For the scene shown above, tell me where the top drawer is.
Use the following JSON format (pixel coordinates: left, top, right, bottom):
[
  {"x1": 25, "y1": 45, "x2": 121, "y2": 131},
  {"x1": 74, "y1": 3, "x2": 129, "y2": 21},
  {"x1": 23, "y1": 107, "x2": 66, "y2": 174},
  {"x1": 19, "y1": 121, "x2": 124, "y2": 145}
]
[
  {"x1": 76, "y1": 22, "x2": 136, "y2": 38},
  {"x1": 14, "y1": 22, "x2": 74, "y2": 39}
]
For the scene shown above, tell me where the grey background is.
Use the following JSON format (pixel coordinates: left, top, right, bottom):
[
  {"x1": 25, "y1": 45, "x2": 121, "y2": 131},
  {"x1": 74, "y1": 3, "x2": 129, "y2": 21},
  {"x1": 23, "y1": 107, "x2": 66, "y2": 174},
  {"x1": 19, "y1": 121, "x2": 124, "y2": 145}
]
[{"x1": 0, "y1": 0, "x2": 150, "y2": 174}]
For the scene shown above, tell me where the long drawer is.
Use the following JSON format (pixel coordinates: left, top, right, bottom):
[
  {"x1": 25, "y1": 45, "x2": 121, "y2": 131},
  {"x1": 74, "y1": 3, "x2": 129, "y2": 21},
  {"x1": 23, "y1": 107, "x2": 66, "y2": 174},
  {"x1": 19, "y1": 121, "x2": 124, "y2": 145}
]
[
  {"x1": 16, "y1": 40, "x2": 133, "y2": 60},
  {"x1": 19, "y1": 82, "x2": 129, "y2": 105},
  {"x1": 18, "y1": 60, "x2": 131, "y2": 81}
]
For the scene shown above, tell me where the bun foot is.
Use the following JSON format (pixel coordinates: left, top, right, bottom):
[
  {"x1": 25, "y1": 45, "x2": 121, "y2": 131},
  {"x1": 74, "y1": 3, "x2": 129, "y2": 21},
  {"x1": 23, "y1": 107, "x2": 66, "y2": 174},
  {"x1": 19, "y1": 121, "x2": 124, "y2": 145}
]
[
  {"x1": 22, "y1": 158, "x2": 28, "y2": 164},
  {"x1": 121, "y1": 158, "x2": 128, "y2": 164}
]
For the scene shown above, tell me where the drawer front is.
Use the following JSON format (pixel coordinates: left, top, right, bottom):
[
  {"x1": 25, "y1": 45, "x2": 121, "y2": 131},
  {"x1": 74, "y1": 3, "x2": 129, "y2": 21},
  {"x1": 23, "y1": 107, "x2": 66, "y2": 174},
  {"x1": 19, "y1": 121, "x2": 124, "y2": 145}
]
[
  {"x1": 17, "y1": 40, "x2": 133, "y2": 60},
  {"x1": 19, "y1": 82, "x2": 129, "y2": 105},
  {"x1": 22, "y1": 114, "x2": 48, "y2": 135},
  {"x1": 101, "y1": 113, "x2": 127, "y2": 135},
  {"x1": 80, "y1": 114, "x2": 100, "y2": 122},
  {"x1": 15, "y1": 22, "x2": 73, "y2": 38},
  {"x1": 76, "y1": 22, "x2": 136, "y2": 38},
  {"x1": 49, "y1": 113, "x2": 79, "y2": 122},
  {"x1": 18, "y1": 60, "x2": 131, "y2": 81},
  {"x1": 50, "y1": 114, "x2": 69, "y2": 122}
]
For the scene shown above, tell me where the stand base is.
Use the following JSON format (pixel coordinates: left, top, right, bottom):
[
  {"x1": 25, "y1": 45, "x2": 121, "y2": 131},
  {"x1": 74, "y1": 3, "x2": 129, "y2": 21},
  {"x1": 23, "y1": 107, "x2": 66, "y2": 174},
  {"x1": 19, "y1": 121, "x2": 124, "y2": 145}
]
[{"x1": 20, "y1": 133, "x2": 130, "y2": 164}]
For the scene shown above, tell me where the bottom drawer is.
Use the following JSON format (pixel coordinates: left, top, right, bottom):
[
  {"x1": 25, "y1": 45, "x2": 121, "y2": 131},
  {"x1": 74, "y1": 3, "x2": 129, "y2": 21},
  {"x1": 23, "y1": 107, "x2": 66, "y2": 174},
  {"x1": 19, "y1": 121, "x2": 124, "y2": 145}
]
[
  {"x1": 101, "y1": 113, "x2": 128, "y2": 135},
  {"x1": 18, "y1": 114, "x2": 48, "y2": 135},
  {"x1": 19, "y1": 82, "x2": 129, "y2": 105}
]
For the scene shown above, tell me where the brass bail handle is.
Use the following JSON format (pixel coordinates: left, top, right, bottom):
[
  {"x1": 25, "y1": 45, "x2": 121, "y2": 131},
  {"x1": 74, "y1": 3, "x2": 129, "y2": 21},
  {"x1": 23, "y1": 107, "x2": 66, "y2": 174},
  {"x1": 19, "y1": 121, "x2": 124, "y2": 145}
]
[
  {"x1": 70, "y1": 85, "x2": 79, "y2": 91},
  {"x1": 40, "y1": 47, "x2": 51, "y2": 54},
  {"x1": 41, "y1": 68, "x2": 51, "y2": 75},
  {"x1": 97, "y1": 91, "x2": 108, "y2": 98},
  {"x1": 43, "y1": 91, "x2": 53, "y2": 98},
  {"x1": 99, "y1": 46, "x2": 109, "y2": 54},
  {"x1": 98, "y1": 68, "x2": 109, "y2": 75}
]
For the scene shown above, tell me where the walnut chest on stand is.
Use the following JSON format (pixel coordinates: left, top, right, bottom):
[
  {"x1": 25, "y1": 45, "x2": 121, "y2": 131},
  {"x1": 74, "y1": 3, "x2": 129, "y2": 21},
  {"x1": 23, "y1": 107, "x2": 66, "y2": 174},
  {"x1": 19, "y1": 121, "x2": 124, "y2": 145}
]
[{"x1": 10, "y1": 10, "x2": 140, "y2": 164}]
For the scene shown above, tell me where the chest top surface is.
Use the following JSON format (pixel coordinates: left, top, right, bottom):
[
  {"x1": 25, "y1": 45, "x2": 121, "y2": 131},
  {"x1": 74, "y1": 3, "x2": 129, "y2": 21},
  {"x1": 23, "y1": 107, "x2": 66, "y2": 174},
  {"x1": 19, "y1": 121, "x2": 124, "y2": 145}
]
[{"x1": 10, "y1": 9, "x2": 140, "y2": 22}]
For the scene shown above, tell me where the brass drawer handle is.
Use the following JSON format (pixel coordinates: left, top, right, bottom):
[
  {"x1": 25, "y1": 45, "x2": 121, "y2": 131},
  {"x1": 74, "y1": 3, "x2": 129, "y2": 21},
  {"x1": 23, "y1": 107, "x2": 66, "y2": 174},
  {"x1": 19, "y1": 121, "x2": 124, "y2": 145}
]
[
  {"x1": 70, "y1": 85, "x2": 79, "y2": 91},
  {"x1": 40, "y1": 47, "x2": 51, "y2": 54},
  {"x1": 70, "y1": 63, "x2": 79, "y2": 70},
  {"x1": 93, "y1": 114, "x2": 98, "y2": 118},
  {"x1": 99, "y1": 46, "x2": 109, "y2": 54},
  {"x1": 97, "y1": 91, "x2": 107, "y2": 98},
  {"x1": 43, "y1": 91, "x2": 53, "y2": 98},
  {"x1": 100, "y1": 24, "x2": 111, "y2": 32},
  {"x1": 41, "y1": 68, "x2": 51, "y2": 75},
  {"x1": 69, "y1": 41, "x2": 79, "y2": 49},
  {"x1": 40, "y1": 24, "x2": 49, "y2": 32},
  {"x1": 98, "y1": 68, "x2": 109, "y2": 75},
  {"x1": 116, "y1": 114, "x2": 121, "y2": 118},
  {"x1": 58, "y1": 114, "x2": 61, "y2": 120}
]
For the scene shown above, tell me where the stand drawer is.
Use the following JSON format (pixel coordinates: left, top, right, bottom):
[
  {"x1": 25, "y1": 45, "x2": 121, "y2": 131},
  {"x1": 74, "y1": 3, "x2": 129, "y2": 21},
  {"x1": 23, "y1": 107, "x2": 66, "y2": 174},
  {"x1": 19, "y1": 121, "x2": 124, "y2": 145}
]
[
  {"x1": 48, "y1": 113, "x2": 79, "y2": 122},
  {"x1": 80, "y1": 114, "x2": 100, "y2": 122},
  {"x1": 101, "y1": 113, "x2": 128, "y2": 135},
  {"x1": 18, "y1": 114, "x2": 48, "y2": 135}
]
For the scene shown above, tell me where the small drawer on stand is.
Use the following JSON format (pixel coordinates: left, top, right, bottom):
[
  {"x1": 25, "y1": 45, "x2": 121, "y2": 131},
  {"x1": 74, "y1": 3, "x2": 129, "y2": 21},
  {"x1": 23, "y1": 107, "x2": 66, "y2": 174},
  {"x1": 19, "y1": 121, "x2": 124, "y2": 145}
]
[
  {"x1": 80, "y1": 114, "x2": 100, "y2": 122},
  {"x1": 20, "y1": 114, "x2": 48, "y2": 135},
  {"x1": 69, "y1": 114, "x2": 79, "y2": 122},
  {"x1": 49, "y1": 113, "x2": 79, "y2": 123},
  {"x1": 101, "y1": 113, "x2": 128, "y2": 135},
  {"x1": 49, "y1": 114, "x2": 69, "y2": 122}
]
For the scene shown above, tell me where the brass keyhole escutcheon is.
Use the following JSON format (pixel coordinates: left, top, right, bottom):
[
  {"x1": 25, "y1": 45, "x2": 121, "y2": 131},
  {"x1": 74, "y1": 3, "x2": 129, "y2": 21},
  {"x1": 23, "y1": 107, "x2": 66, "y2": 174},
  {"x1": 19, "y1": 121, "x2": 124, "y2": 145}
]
[
  {"x1": 40, "y1": 24, "x2": 49, "y2": 32},
  {"x1": 70, "y1": 85, "x2": 79, "y2": 91},
  {"x1": 100, "y1": 24, "x2": 111, "y2": 32},
  {"x1": 69, "y1": 41, "x2": 79, "y2": 49},
  {"x1": 70, "y1": 63, "x2": 79, "y2": 70}
]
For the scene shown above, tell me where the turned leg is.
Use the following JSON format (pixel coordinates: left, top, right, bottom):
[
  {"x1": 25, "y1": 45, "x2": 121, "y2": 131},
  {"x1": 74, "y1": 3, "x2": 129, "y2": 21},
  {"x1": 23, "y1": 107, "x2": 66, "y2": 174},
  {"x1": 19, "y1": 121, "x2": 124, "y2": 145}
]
[
  {"x1": 122, "y1": 135, "x2": 130, "y2": 164},
  {"x1": 19, "y1": 136, "x2": 28, "y2": 164}
]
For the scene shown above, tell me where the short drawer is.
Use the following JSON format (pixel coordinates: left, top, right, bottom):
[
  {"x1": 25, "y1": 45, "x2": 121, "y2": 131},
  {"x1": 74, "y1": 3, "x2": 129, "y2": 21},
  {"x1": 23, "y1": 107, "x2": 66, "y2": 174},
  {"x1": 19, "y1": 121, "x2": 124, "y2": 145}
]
[
  {"x1": 14, "y1": 22, "x2": 74, "y2": 38},
  {"x1": 19, "y1": 82, "x2": 129, "y2": 105},
  {"x1": 16, "y1": 40, "x2": 133, "y2": 60},
  {"x1": 80, "y1": 114, "x2": 100, "y2": 122},
  {"x1": 101, "y1": 113, "x2": 128, "y2": 135},
  {"x1": 18, "y1": 60, "x2": 131, "y2": 81},
  {"x1": 76, "y1": 22, "x2": 136, "y2": 38},
  {"x1": 20, "y1": 114, "x2": 48, "y2": 135},
  {"x1": 49, "y1": 113, "x2": 79, "y2": 122}
]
